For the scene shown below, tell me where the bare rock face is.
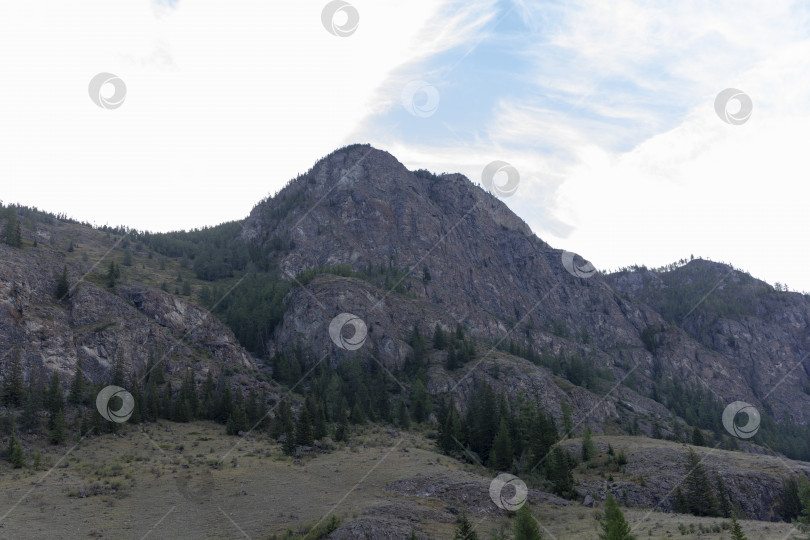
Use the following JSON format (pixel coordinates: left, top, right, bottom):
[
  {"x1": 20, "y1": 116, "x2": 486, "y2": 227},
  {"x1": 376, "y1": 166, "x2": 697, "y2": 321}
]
[
  {"x1": 241, "y1": 144, "x2": 810, "y2": 429},
  {"x1": 561, "y1": 438, "x2": 810, "y2": 521},
  {"x1": 384, "y1": 474, "x2": 570, "y2": 515},
  {"x1": 326, "y1": 503, "x2": 445, "y2": 540},
  {"x1": 0, "y1": 244, "x2": 257, "y2": 388},
  {"x1": 608, "y1": 261, "x2": 810, "y2": 424}
]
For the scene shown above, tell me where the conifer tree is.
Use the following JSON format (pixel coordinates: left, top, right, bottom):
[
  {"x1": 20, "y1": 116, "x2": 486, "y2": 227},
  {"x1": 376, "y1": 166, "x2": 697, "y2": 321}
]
[
  {"x1": 306, "y1": 397, "x2": 326, "y2": 440},
  {"x1": 179, "y1": 369, "x2": 198, "y2": 419},
  {"x1": 547, "y1": 447, "x2": 575, "y2": 499},
  {"x1": 691, "y1": 426, "x2": 706, "y2": 447},
  {"x1": 68, "y1": 358, "x2": 85, "y2": 405},
  {"x1": 514, "y1": 504, "x2": 543, "y2": 540},
  {"x1": 49, "y1": 409, "x2": 67, "y2": 444},
  {"x1": 729, "y1": 515, "x2": 747, "y2": 540},
  {"x1": 128, "y1": 376, "x2": 142, "y2": 424},
  {"x1": 489, "y1": 419, "x2": 512, "y2": 471},
  {"x1": 453, "y1": 513, "x2": 478, "y2": 540},
  {"x1": 20, "y1": 387, "x2": 40, "y2": 432},
  {"x1": 397, "y1": 398, "x2": 411, "y2": 429},
  {"x1": 683, "y1": 448, "x2": 718, "y2": 516},
  {"x1": 218, "y1": 384, "x2": 233, "y2": 424},
  {"x1": 146, "y1": 378, "x2": 160, "y2": 421},
  {"x1": 200, "y1": 371, "x2": 217, "y2": 420},
  {"x1": 55, "y1": 266, "x2": 70, "y2": 301},
  {"x1": 599, "y1": 493, "x2": 634, "y2": 540},
  {"x1": 226, "y1": 392, "x2": 247, "y2": 435},
  {"x1": 779, "y1": 476, "x2": 803, "y2": 522},
  {"x1": 111, "y1": 354, "x2": 125, "y2": 387},
  {"x1": 799, "y1": 476, "x2": 810, "y2": 525},
  {"x1": 433, "y1": 324, "x2": 446, "y2": 349},
  {"x1": 105, "y1": 260, "x2": 120, "y2": 288},
  {"x1": 529, "y1": 411, "x2": 558, "y2": 467},
  {"x1": 45, "y1": 372, "x2": 63, "y2": 415},
  {"x1": 715, "y1": 473, "x2": 732, "y2": 518},
  {"x1": 673, "y1": 487, "x2": 689, "y2": 514},
  {"x1": 7, "y1": 433, "x2": 24, "y2": 468},
  {"x1": 446, "y1": 345, "x2": 459, "y2": 370},
  {"x1": 438, "y1": 405, "x2": 460, "y2": 455},
  {"x1": 3, "y1": 208, "x2": 22, "y2": 248},
  {"x1": 295, "y1": 407, "x2": 314, "y2": 447},
  {"x1": 271, "y1": 400, "x2": 293, "y2": 440},
  {"x1": 283, "y1": 423, "x2": 297, "y2": 456},
  {"x1": 561, "y1": 399, "x2": 573, "y2": 434},
  {"x1": 1, "y1": 348, "x2": 25, "y2": 407},
  {"x1": 245, "y1": 390, "x2": 259, "y2": 428},
  {"x1": 581, "y1": 427, "x2": 597, "y2": 462},
  {"x1": 349, "y1": 401, "x2": 366, "y2": 424},
  {"x1": 161, "y1": 381, "x2": 173, "y2": 420}
]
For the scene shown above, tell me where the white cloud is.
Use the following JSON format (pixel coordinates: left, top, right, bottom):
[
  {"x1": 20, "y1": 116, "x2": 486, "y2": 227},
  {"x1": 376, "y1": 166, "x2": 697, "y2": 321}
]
[
  {"x1": 2, "y1": 0, "x2": 809, "y2": 292},
  {"x1": 0, "y1": 0, "x2": 493, "y2": 231},
  {"x1": 366, "y1": 0, "x2": 810, "y2": 291}
]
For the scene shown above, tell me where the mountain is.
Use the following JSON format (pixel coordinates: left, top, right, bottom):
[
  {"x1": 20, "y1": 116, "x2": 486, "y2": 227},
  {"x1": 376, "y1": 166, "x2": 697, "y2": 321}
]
[
  {"x1": 2, "y1": 143, "x2": 810, "y2": 535},
  {"x1": 240, "y1": 144, "x2": 810, "y2": 430}
]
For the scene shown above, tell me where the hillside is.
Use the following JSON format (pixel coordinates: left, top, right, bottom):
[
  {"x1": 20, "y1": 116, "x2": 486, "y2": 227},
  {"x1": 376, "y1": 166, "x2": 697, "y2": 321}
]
[
  {"x1": 2, "y1": 144, "x2": 810, "y2": 538},
  {"x1": 0, "y1": 421, "x2": 802, "y2": 539}
]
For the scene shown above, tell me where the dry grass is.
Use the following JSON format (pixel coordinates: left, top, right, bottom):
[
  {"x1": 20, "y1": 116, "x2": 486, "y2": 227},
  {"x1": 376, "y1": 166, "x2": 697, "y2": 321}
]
[{"x1": 1, "y1": 423, "x2": 803, "y2": 539}]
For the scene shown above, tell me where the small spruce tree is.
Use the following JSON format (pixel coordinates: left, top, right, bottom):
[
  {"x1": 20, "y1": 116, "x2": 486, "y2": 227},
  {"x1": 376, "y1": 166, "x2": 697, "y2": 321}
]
[
  {"x1": 581, "y1": 427, "x2": 597, "y2": 462},
  {"x1": 7, "y1": 433, "x2": 24, "y2": 468},
  {"x1": 514, "y1": 504, "x2": 543, "y2": 540},
  {"x1": 691, "y1": 426, "x2": 706, "y2": 447},
  {"x1": 49, "y1": 409, "x2": 67, "y2": 444},
  {"x1": 599, "y1": 493, "x2": 635, "y2": 540},
  {"x1": 729, "y1": 515, "x2": 747, "y2": 540},
  {"x1": 453, "y1": 513, "x2": 479, "y2": 540}
]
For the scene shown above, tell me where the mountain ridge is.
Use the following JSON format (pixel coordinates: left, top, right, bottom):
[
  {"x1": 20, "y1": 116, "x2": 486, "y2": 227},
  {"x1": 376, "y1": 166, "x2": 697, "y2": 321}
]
[{"x1": 2, "y1": 143, "x2": 810, "y2": 531}]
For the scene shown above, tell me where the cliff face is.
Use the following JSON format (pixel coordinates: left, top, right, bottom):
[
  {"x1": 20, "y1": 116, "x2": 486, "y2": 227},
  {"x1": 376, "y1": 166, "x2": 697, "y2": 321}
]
[
  {"x1": 3, "y1": 144, "x2": 808, "y2": 428},
  {"x1": 240, "y1": 145, "x2": 810, "y2": 427},
  {"x1": 0, "y1": 241, "x2": 257, "y2": 387},
  {"x1": 608, "y1": 261, "x2": 810, "y2": 424}
]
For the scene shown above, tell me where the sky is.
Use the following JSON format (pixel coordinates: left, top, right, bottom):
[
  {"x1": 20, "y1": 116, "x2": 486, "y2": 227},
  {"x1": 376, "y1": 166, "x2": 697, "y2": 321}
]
[{"x1": 1, "y1": 0, "x2": 809, "y2": 291}]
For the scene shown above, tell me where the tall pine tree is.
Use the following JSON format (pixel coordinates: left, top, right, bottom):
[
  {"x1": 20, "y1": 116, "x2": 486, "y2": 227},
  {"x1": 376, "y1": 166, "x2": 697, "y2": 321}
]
[
  {"x1": 1, "y1": 348, "x2": 25, "y2": 407},
  {"x1": 683, "y1": 448, "x2": 718, "y2": 516}
]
